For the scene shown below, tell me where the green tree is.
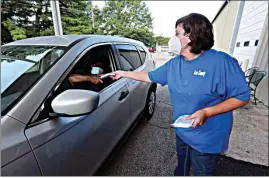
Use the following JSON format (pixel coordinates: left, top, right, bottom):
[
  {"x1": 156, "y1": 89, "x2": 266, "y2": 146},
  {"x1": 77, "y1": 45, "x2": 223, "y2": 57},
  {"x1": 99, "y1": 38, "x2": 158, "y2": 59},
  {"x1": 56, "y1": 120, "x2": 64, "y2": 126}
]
[
  {"x1": 1, "y1": 0, "x2": 155, "y2": 46},
  {"x1": 98, "y1": 0, "x2": 154, "y2": 46},
  {"x1": 3, "y1": 19, "x2": 27, "y2": 41},
  {"x1": 155, "y1": 36, "x2": 170, "y2": 46},
  {"x1": 27, "y1": 0, "x2": 53, "y2": 38},
  {"x1": 59, "y1": 0, "x2": 95, "y2": 35},
  {"x1": 1, "y1": 0, "x2": 34, "y2": 43},
  {"x1": 1, "y1": 0, "x2": 97, "y2": 43},
  {"x1": 1, "y1": 0, "x2": 53, "y2": 43},
  {"x1": 122, "y1": 28, "x2": 155, "y2": 47}
]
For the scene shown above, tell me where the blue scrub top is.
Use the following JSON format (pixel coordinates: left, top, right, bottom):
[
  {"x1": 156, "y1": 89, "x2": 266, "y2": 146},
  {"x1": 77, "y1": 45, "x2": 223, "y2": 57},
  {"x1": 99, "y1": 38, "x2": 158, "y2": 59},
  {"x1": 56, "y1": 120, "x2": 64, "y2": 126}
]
[{"x1": 148, "y1": 49, "x2": 251, "y2": 153}]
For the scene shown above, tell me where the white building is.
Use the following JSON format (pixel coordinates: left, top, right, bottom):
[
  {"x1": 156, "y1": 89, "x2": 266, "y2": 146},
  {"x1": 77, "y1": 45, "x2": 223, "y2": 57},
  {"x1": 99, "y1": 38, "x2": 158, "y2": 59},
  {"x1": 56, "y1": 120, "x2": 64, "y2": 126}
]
[
  {"x1": 213, "y1": 0, "x2": 268, "y2": 106},
  {"x1": 232, "y1": 1, "x2": 268, "y2": 69}
]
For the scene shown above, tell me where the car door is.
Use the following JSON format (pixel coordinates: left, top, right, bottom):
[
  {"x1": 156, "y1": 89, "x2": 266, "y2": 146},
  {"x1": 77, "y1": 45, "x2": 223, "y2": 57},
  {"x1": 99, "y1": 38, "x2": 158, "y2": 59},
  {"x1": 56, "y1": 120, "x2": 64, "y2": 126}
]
[
  {"x1": 113, "y1": 44, "x2": 149, "y2": 123},
  {"x1": 25, "y1": 44, "x2": 131, "y2": 176},
  {"x1": 1, "y1": 116, "x2": 41, "y2": 176}
]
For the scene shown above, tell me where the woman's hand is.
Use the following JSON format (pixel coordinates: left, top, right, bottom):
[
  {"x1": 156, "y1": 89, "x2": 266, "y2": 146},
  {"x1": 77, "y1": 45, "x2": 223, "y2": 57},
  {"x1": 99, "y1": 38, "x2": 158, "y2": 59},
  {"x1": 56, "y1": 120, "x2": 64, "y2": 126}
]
[
  {"x1": 108, "y1": 71, "x2": 151, "y2": 83},
  {"x1": 108, "y1": 71, "x2": 126, "y2": 80},
  {"x1": 185, "y1": 109, "x2": 209, "y2": 128},
  {"x1": 185, "y1": 97, "x2": 249, "y2": 128}
]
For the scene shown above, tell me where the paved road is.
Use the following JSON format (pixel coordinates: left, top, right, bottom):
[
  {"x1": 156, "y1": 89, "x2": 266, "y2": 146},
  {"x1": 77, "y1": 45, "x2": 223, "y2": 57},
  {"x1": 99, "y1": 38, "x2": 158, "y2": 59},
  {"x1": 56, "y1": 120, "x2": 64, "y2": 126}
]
[
  {"x1": 95, "y1": 54, "x2": 269, "y2": 176},
  {"x1": 95, "y1": 86, "x2": 268, "y2": 176}
]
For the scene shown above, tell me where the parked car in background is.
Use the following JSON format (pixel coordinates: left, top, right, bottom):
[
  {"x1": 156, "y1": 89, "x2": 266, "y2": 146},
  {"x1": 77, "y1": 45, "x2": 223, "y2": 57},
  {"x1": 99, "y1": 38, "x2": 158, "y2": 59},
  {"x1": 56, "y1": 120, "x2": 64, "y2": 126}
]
[
  {"x1": 1, "y1": 35, "x2": 157, "y2": 176},
  {"x1": 168, "y1": 52, "x2": 176, "y2": 56},
  {"x1": 148, "y1": 47, "x2": 156, "y2": 53}
]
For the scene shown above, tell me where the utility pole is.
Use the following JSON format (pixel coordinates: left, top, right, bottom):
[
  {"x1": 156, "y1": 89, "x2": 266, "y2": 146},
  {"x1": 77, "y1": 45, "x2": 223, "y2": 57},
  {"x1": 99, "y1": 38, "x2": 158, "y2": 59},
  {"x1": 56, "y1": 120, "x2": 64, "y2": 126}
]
[
  {"x1": 50, "y1": 0, "x2": 63, "y2": 35},
  {"x1": 88, "y1": 0, "x2": 95, "y2": 33},
  {"x1": 91, "y1": 9, "x2": 95, "y2": 34}
]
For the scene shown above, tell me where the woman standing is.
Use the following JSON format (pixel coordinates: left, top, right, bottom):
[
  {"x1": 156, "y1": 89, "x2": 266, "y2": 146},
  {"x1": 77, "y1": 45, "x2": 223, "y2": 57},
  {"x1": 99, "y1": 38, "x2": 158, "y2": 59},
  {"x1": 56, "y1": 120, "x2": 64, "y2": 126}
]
[{"x1": 109, "y1": 13, "x2": 251, "y2": 176}]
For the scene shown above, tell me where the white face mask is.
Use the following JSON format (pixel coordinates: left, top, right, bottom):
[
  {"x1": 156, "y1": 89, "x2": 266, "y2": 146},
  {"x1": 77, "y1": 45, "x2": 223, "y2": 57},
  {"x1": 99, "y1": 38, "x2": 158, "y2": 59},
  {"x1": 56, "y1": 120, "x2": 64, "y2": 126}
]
[
  {"x1": 168, "y1": 34, "x2": 189, "y2": 55},
  {"x1": 91, "y1": 66, "x2": 104, "y2": 75}
]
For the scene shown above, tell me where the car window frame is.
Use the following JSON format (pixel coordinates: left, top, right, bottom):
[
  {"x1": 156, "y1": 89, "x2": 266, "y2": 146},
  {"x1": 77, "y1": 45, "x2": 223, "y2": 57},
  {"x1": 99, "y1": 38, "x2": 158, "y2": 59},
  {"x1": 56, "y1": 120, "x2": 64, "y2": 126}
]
[
  {"x1": 55, "y1": 43, "x2": 119, "y2": 92},
  {"x1": 28, "y1": 43, "x2": 121, "y2": 125},
  {"x1": 136, "y1": 45, "x2": 147, "y2": 64},
  {"x1": 113, "y1": 43, "x2": 143, "y2": 71}
]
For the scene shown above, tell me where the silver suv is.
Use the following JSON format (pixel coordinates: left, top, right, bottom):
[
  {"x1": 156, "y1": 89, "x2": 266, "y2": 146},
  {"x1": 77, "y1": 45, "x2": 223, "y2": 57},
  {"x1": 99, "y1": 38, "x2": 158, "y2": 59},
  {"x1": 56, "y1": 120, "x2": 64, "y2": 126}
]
[{"x1": 1, "y1": 35, "x2": 157, "y2": 176}]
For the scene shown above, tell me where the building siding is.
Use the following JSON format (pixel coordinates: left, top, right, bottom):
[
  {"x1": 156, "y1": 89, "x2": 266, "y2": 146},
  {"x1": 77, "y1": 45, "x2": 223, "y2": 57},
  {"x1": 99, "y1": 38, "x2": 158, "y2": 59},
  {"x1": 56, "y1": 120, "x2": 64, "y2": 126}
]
[
  {"x1": 232, "y1": 1, "x2": 268, "y2": 69},
  {"x1": 212, "y1": 1, "x2": 268, "y2": 105},
  {"x1": 252, "y1": 13, "x2": 268, "y2": 106},
  {"x1": 212, "y1": 1, "x2": 241, "y2": 53}
]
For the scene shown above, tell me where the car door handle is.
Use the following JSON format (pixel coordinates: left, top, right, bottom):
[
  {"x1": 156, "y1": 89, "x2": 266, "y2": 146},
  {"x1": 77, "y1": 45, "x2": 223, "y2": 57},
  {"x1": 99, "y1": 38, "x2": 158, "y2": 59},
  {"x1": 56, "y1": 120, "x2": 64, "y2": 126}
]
[
  {"x1": 131, "y1": 80, "x2": 138, "y2": 84},
  {"x1": 118, "y1": 90, "x2": 129, "y2": 101}
]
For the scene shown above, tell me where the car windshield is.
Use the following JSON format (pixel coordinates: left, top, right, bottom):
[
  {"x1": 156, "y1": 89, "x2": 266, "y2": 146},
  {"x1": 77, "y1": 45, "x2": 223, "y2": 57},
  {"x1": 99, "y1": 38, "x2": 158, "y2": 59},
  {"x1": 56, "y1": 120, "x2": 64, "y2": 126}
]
[{"x1": 1, "y1": 45, "x2": 67, "y2": 116}]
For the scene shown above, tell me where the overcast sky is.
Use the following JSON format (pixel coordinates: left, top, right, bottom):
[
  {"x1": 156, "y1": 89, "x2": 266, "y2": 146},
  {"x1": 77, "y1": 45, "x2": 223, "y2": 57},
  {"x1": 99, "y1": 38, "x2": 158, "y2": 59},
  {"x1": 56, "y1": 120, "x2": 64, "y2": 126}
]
[{"x1": 92, "y1": 1, "x2": 224, "y2": 37}]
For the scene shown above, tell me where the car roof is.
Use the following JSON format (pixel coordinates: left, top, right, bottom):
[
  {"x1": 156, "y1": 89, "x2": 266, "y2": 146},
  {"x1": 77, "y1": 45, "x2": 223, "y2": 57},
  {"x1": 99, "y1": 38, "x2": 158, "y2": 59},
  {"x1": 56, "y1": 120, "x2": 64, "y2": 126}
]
[{"x1": 3, "y1": 35, "x2": 144, "y2": 47}]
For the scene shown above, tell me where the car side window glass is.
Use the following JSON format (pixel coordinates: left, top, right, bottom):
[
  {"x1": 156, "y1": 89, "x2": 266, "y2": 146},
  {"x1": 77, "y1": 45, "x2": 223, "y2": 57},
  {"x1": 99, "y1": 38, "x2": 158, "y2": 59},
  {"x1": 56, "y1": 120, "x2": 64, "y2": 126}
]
[
  {"x1": 118, "y1": 55, "x2": 135, "y2": 71},
  {"x1": 57, "y1": 45, "x2": 117, "y2": 94},
  {"x1": 34, "y1": 45, "x2": 116, "y2": 123},
  {"x1": 137, "y1": 46, "x2": 147, "y2": 63},
  {"x1": 116, "y1": 44, "x2": 142, "y2": 70}
]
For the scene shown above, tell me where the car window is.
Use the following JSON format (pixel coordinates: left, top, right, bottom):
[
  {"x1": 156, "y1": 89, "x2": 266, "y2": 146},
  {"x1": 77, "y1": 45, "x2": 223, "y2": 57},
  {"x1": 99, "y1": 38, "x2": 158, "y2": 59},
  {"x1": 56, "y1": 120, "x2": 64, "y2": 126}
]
[
  {"x1": 1, "y1": 45, "x2": 66, "y2": 116},
  {"x1": 118, "y1": 55, "x2": 135, "y2": 71},
  {"x1": 62, "y1": 45, "x2": 115, "y2": 93},
  {"x1": 137, "y1": 46, "x2": 147, "y2": 63},
  {"x1": 116, "y1": 44, "x2": 142, "y2": 70},
  {"x1": 34, "y1": 45, "x2": 117, "y2": 123}
]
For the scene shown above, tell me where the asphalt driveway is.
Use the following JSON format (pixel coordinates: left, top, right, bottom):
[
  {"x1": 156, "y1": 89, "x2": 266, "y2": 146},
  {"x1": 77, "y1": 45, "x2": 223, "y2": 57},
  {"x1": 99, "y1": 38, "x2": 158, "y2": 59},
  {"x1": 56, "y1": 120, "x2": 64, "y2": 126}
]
[
  {"x1": 95, "y1": 85, "x2": 269, "y2": 176},
  {"x1": 96, "y1": 54, "x2": 268, "y2": 176}
]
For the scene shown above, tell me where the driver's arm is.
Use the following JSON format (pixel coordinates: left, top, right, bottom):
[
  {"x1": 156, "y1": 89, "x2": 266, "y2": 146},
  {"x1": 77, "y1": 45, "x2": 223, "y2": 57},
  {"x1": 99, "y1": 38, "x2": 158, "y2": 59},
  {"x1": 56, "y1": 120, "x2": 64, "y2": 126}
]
[{"x1": 69, "y1": 74, "x2": 103, "y2": 84}]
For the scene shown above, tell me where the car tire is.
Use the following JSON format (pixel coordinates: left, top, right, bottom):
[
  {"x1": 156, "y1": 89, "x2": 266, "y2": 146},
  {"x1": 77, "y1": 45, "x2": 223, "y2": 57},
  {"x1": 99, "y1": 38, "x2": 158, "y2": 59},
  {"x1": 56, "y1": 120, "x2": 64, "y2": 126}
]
[{"x1": 144, "y1": 88, "x2": 156, "y2": 120}]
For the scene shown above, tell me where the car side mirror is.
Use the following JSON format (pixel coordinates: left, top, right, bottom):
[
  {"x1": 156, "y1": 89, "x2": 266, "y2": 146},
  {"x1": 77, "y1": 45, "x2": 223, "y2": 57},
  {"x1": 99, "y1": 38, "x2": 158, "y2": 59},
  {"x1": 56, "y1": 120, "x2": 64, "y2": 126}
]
[{"x1": 51, "y1": 89, "x2": 99, "y2": 116}]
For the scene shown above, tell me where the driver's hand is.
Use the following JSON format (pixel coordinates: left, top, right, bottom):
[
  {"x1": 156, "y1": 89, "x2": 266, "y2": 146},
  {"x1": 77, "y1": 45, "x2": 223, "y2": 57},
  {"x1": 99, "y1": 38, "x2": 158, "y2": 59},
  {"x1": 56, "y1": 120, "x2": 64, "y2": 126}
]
[{"x1": 88, "y1": 75, "x2": 103, "y2": 84}]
